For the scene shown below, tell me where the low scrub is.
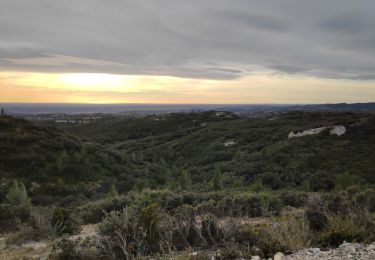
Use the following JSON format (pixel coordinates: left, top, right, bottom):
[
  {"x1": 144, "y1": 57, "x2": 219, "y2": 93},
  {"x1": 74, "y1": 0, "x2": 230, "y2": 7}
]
[{"x1": 257, "y1": 214, "x2": 311, "y2": 257}]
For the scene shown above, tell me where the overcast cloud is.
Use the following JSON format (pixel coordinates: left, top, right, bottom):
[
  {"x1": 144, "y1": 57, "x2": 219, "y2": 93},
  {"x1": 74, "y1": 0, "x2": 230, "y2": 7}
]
[{"x1": 0, "y1": 0, "x2": 375, "y2": 80}]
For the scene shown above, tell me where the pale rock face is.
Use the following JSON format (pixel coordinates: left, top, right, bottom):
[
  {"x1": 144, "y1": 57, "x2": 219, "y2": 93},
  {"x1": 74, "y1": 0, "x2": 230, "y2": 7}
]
[
  {"x1": 330, "y1": 125, "x2": 346, "y2": 136},
  {"x1": 288, "y1": 125, "x2": 346, "y2": 139},
  {"x1": 288, "y1": 127, "x2": 327, "y2": 138},
  {"x1": 223, "y1": 140, "x2": 236, "y2": 147}
]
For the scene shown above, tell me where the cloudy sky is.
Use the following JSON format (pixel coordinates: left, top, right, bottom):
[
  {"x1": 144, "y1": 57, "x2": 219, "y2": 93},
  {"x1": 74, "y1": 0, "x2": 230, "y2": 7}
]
[{"x1": 1, "y1": 0, "x2": 375, "y2": 103}]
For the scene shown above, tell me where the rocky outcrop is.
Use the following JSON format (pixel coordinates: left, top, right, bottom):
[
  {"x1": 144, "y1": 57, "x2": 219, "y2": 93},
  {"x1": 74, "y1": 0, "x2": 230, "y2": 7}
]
[
  {"x1": 223, "y1": 140, "x2": 237, "y2": 147},
  {"x1": 288, "y1": 125, "x2": 346, "y2": 139},
  {"x1": 329, "y1": 125, "x2": 346, "y2": 136}
]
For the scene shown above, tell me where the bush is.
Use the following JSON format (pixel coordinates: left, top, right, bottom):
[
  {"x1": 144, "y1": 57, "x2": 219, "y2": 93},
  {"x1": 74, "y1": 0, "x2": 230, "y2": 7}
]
[
  {"x1": 257, "y1": 214, "x2": 311, "y2": 257},
  {"x1": 319, "y1": 215, "x2": 369, "y2": 247},
  {"x1": 305, "y1": 194, "x2": 328, "y2": 231},
  {"x1": 0, "y1": 203, "x2": 31, "y2": 232},
  {"x1": 306, "y1": 193, "x2": 374, "y2": 247},
  {"x1": 76, "y1": 196, "x2": 130, "y2": 224},
  {"x1": 52, "y1": 208, "x2": 81, "y2": 236},
  {"x1": 5, "y1": 224, "x2": 35, "y2": 246},
  {"x1": 52, "y1": 237, "x2": 100, "y2": 260},
  {"x1": 98, "y1": 208, "x2": 138, "y2": 258},
  {"x1": 5, "y1": 180, "x2": 29, "y2": 206}
]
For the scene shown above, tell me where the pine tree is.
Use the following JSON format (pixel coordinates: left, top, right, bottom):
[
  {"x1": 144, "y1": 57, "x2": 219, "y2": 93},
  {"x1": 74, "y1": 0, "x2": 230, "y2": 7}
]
[
  {"x1": 213, "y1": 166, "x2": 223, "y2": 190},
  {"x1": 300, "y1": 180, "x2": 310, "y2": 192},
  {"x1": 251, "y1": 178, "x2": 264, "y2": 193},
  {"x1": 134, "y1": 179, "x2": 145, "y2": 192},
  {"x1": 178, "y1": 170, "x2": 190, "y2": 190},
  {"x1": 0, "y1": 108, "x2": 4, "y2": 116},
  {"x1": 335, "y1": 171, "x2": 361, "y2": 191},
  {"x1": 106, "y1": 184, "x2": 119, "y2": 199},
  {"x1": 5, "y1": 180, "x2": 29, "y2": 206},
  {"x1": 56, "y1": 150, "x2": 68, "y2": 173}
]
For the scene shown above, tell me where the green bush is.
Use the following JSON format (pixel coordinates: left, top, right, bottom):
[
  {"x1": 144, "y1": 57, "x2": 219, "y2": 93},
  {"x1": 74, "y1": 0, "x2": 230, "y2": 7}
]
[
  {"x1": 0, "y1": 203, "x2": 31, "y2": 232},
  {"x1": 319, "y1": 215, "x2": 369, "y2": 247},
  {"x1": 52, "y1": 208, "x2": 80, "y2": 236},
  {"x1": 5, "y1": 180, "x2": 29, "y2": 206},
  {"x1": 97, "y1": 206, "x2": 173, "y2": 258},
  {"x1": 75, "y1": 196, "x2": 130, "y2": 224}
]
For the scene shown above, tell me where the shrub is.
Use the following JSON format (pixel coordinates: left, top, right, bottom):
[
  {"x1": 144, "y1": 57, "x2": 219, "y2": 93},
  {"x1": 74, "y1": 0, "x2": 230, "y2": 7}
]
[
  {"x1": 52, "y1": 236, "x2": 101, "y2": 260},
  {"x1": 5, "y1": 180, "x2": 29, "y2": 206},
  {"x1": 76, "y1": 196, "x2": 130, "y2": 224},
  {"x1": 319, "y1": 215, "x2": 369, "y2": 247},
  {"x1": 8, "y1": 208, "x2": 58, "y2": 245},
  {"x1": 52, "y1": 208, "x2": 80, "y2": 236},
  {"x1": 280, "y1": 190, "x2": 309, "y2": 208},
  {"x1": 257, "y1": 214, "x2": 311, "y2": 257},
  {"x1": 5, "y1": 224, "x2": 35, "y2": 246},
  {"x1": 178, "y1": 170, "x2": 190, "y2": 190},
  {"x1": 305, "y1": 194, "x2": 328, "y2": 231},
  {"x1": 0, "y1": 203, "x2": 31, "y2": 232},
  {"x1": 98, "y1": 207, "x2": 141, "y2": 258},
  {"x1": 97, "y1": 206, "x2": 168, "y2": 258}
]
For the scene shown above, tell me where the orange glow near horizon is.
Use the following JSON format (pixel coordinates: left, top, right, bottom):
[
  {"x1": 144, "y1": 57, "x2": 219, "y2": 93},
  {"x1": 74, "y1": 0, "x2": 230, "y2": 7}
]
[{"x1": 1, "y1": 71, "x2": 375, "y2": 104}]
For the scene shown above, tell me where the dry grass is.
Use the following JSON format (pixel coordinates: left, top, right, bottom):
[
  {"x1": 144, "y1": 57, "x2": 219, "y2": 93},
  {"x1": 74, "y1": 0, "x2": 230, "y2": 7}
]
[
  {"x1": 0, "y1": 243, "x2": 51, "y2": 260},
  {"x1": 257, "y1": 213, "x2": 311, "y2": 257}
]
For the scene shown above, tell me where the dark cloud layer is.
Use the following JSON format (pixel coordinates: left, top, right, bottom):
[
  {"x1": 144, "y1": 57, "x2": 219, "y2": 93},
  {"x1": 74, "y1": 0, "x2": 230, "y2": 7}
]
[{"x1": 0, "y1": 0, "x2": 374, "y2": 80}]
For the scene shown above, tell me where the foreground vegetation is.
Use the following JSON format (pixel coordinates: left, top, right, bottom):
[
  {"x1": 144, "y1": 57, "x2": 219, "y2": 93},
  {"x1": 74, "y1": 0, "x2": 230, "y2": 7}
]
[{"x1": 1, "y1": 111, "x2": 375, "y2": 258}]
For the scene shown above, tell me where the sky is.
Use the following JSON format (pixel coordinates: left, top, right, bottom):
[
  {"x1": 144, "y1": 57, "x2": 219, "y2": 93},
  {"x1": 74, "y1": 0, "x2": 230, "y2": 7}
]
[{"x1": 0, "y1": 0, "x2": 375, "y2": 104}]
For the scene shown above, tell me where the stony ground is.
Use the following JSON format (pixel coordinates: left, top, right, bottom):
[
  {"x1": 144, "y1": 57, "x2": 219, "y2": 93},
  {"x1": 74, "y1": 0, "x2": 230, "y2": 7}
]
[
  {"x1": 281, "y1": 242, "x2": 375, "y2": 260},
  {"x1": 1, "y1": 235, "x2": 374, "y2": 260},
  {"x1": 0, "y1": 224, "x2": 97, "y2": 260}
]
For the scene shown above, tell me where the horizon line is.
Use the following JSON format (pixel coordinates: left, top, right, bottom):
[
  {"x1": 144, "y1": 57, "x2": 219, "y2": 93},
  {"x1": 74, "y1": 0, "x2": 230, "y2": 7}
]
[{"x1": 0, "y1": 102, "x2": 370, "y2": 106}]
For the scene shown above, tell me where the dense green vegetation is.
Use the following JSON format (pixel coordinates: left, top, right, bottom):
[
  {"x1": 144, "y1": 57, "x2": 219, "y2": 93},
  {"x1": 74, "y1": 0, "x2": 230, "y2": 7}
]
[
  {"x1": 0, "y1": 116, "x2": 139, "y2": 206},
  {"x1": 2, "y1": 111, "x2": 375, "y2": 208},
  {"x1": 65, "y1": 111, "x2": 375, "y2": 191},
  {"x1": 1, "y1": 111, "x2": 375, "y2": 258}
]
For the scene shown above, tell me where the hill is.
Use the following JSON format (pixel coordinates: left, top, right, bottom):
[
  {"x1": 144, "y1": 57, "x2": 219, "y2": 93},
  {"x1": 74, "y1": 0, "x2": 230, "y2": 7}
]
[
  {"x1": 3, "y1": 111, "x2": 375, "y2": 195},
  {"x1": 62, "y1": 111, "x2": 375, "y2": 191},
  {"x1": 0, "y1": 116, "x2": 138, "y2": 204},
  {"x1": 1, "y1": 111, "x2": 375, "y2": 259}
]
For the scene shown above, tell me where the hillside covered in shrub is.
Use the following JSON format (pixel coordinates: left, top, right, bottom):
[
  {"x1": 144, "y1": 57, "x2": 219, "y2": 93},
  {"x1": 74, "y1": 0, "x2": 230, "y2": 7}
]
[
  {"x1": 1, "y1": 111, "x2": 375, "y2": 259},
  {"x1": 65, "y1": 111, "x2": 375, "y2": 191}
]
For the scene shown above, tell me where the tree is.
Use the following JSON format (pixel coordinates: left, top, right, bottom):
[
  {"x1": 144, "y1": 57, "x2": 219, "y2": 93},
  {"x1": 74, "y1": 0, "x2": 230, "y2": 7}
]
[
  {"x1": 335, "y1": 172, "x2": 362, "y2": 191},
  {"x1": 5, "y1": 180, "x2": 29, "y2": 206},
  {"x1": 139, "y1": 203, "x2": 160, "y2": 243},
  {"x1": 213, "y1": 166, "x2": 223, "y2": 190},
  {"x1": 0, "y1": 108, "x2": 4, "y2": 116},
  {"x1": 56, "y1": 150, "x2": 68, "y2": 173},
  {"x1": 178, "y1": 170, "x2": 190, "y2": 190},
  {"x1": 251, "y1": 178, "x2": 264, "y2": 193},
  {"x1": 300, "y1": 180, "x2": 310, "y2": 192},
  {"x1": 106, "y1": 184, "x2": 119, "y2": 199}
]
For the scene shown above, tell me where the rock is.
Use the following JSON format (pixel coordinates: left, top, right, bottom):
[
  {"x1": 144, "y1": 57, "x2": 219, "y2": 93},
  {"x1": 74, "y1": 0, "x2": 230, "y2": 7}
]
[
  {"x1": 330, "y1": 125, "x2": 346, "y2": 136},
  {"x1": 190, "y1": 252, "x2": 198, "y2": 260},
  {"x1": 251, "y1": 256, "x2": 260, "y2": 260},
  {"x1": 223, "y1": 140, "x2": 236, "y2": 147},
  {"x1": 274, "y1": 252, "x2": 284, "y2": 260},
  {"x1": 288, "y1": 125, "x2": 346, "y2": 139},
  {"x1": 283, "y1": 242, "x2": 375, "y2": 259},
  {"x1": 289, "y1": 127, "x2": 327, "y2": 138}
]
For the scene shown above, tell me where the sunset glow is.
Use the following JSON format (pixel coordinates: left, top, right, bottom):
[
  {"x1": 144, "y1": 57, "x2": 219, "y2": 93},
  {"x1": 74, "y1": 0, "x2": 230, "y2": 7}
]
[{"x1": 1, "y1": 71, "x2": 375, "y2": 104}]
